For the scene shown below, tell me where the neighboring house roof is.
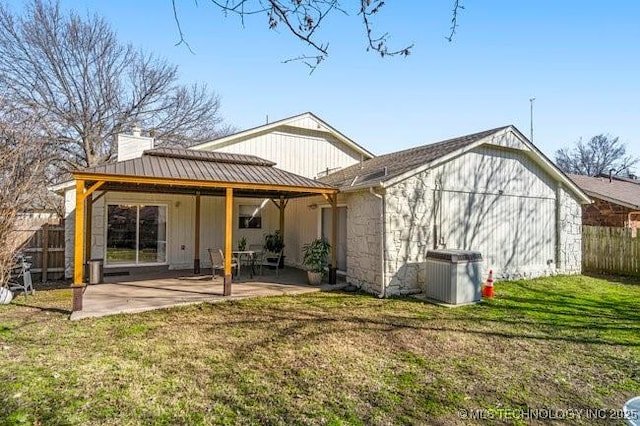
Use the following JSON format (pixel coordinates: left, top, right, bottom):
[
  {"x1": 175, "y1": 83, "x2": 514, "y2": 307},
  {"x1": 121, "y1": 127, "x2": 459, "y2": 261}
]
[
  {"x1": 190, "y1": 112, "x2": 375, "y2": 159},
  {"x1": 320, "y1": 125, "x2": 591, "y2": 203},
  {"x1": 74, "y1": 147, "x2": 334, "y2": 192},
  {"x1": 569, "y1": 174, "x2": 640, "y2": 209},
  {"x1": 596, "y1": 173, "x2": 640, "y2": 185}
]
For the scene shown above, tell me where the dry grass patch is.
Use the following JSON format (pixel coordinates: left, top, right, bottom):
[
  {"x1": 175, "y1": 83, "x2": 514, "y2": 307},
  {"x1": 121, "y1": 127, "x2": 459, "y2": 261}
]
[{"x1": 1, "y1": 274, "x2": 639, "y2": 425}]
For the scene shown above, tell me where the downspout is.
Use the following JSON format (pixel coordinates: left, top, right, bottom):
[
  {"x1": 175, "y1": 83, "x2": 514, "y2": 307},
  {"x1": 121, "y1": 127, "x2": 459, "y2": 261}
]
[
  {"x1": 369, "y1": 186, "x2": 387, "y2": 298},
  {"x1": 555, "y1": 183, "x2": 563, "y2": 271}
]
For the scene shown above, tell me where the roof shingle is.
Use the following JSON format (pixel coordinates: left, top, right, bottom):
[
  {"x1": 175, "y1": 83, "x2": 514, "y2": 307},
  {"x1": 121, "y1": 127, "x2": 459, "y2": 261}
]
[
  {"x1": 568, "y1": 174, "x2": 640, "y2": 208},
  {"x1": 319, "y1": 126, "x2": 510, "y2": 189}
]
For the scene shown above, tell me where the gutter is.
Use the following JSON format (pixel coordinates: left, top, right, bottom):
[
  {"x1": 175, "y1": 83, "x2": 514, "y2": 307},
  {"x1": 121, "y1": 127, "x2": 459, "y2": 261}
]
[{"x1": 369, "y1": 186, "x2": 387, "y2": 298}]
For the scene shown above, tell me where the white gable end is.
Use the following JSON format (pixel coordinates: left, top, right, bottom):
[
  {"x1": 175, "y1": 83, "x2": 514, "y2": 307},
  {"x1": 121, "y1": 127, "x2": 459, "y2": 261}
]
[
  {"x1": 483, "y1": 128, "x2": 531, "y2": 152},
  {"x1": 286, "y1": 114, "x2": 329, "y2": 131},
  {"x1": 191, "y1": 113, "x2": 373, "y2": 179},
  {"x1": 208, "y1": 128, "x2": 363, "y2": 179}
]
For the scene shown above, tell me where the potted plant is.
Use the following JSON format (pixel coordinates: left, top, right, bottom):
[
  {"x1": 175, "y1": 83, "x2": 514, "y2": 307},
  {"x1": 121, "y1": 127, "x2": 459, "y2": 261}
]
[
  {"x1": 238, "y1": 236, "x2": 247, "y2": 251},
  {"x1": 302, "y1": 238, "x2": 331, "y2": 285},
  {"x1": 264, "y1": 230, "x2": 285, "y2": 268}
]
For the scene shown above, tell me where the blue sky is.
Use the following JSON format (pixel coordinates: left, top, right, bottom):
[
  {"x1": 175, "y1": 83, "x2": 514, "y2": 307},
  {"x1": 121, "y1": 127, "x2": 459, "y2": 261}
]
[{"x1": 11, "y1": 1, "x2": 640, "y2": 161}]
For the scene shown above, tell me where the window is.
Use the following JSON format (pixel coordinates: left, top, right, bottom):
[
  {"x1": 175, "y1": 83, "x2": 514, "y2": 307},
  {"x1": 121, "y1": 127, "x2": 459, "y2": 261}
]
[
  {"x1": 106, "y1": 204, "x2": 167, "y2": 265},
  {"x1": 239, "y1": 205, "x2": 262, "y2": 229}
]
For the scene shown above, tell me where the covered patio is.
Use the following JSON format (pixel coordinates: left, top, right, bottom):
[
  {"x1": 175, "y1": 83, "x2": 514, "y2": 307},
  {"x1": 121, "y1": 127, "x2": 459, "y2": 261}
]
[
  {"x1": 70, "y1": 148, "x2": 340, "y2": 314},
  {"x1": 70, "y1": 267, "x2": 338, "y2": 320}
]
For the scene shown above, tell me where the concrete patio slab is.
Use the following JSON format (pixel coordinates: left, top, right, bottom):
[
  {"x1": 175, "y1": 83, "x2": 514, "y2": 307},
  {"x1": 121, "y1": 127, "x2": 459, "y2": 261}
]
[{"x1": 70, "y1": 267, "x2": 343, "y2": 320}]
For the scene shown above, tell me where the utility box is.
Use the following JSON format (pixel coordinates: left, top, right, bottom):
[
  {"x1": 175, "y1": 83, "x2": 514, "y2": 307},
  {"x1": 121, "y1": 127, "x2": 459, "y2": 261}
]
[
  {"x1": 425, "y1": 250, "x2": 483, "y2": 304},
  {"x1": 88, "y1": 259, "x2": 104, "y2": 284}
]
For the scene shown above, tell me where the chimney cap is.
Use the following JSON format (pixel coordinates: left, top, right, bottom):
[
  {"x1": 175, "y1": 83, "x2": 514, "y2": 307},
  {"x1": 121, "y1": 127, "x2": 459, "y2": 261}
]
[{"x1": 131, "y1": 124, "x2": 141, "y2": 137}]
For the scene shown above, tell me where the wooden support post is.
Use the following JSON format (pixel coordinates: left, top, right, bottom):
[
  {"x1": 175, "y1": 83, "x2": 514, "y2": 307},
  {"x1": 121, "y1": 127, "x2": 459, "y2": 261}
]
[
  {"x1": 41, "y1": 224, "x2": 49, "y2": 283},
  {"x1": 194, "y1": 192, "x2": 201, "y2": 274},
  {"x1": 329, "y1": 194, "x2": 338, "y2": 284},
  {"x1": 73, "y1": 179, "x2": 86, "y2": 311},
  {"x1": 84, "y1": 193, "x2": 93, "y2": 268},
  {"x1": 224, "y1": 187, "x2": 233, "y2": 296}
]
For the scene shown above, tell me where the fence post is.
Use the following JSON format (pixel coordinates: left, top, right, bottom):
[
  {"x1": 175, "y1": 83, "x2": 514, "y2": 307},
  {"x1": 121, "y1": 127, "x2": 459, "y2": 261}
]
[{"x1": 41, "y1": 223, "x2": 49, "y2": 283}]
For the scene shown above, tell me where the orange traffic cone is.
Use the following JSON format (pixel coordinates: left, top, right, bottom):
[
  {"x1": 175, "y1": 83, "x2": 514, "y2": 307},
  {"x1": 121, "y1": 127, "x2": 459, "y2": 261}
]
[{"x1": 483, "y1": 269, "x2": 495, "y2": 298}]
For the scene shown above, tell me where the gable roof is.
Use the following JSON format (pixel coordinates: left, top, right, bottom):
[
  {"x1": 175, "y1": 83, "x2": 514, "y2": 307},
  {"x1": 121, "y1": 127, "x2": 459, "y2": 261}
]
[
  {"x1": 569, "y1": 174, "x2": 640, "y2": 209},
  {"x1": 320, "y1": 125, "x2": 591, "y2": 203},
  {"x1": 73, "y1": 147, "x2": 334, "y2": 193},
  {"x1": 190, "y1": 112, "x2": 375, "y2": 159},
  {"x1": 320, "y1": 126, "x2": 508, "y2": 190}
]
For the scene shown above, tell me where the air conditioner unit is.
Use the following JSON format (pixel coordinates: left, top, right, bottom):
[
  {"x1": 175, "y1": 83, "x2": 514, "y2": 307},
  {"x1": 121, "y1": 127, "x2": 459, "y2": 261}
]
[{"x1": 425, "y1": 250, "x2": 483, "y2": 305}]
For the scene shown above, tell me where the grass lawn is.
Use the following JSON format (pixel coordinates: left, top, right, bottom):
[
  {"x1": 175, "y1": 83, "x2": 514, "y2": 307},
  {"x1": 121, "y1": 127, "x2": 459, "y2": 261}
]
[{"x1": 1, "y1": 274, "x2": 639, "y2": 425}]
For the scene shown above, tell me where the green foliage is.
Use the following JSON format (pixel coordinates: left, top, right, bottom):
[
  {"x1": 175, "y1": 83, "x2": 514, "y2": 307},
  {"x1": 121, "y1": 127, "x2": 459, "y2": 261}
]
[
  {"x1": 237, "y1": 236, "x2": 247, "y2": 251},
  {"x1": 263, "y1": 230, "x2": 284, "y2": 253},
  {"x1": 302, "y1": 238, "x2": 331, "y2": 273}
]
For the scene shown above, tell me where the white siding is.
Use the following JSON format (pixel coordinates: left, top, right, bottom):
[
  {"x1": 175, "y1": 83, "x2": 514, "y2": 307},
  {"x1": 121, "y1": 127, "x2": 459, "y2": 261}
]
[
  {"x1": 284, "y1": 193, "x2": 351, "y2": 270},
  {"x1": 433, "y1": 145, "x2": 556, "y2": 199},
  {"x1": 205, "y1": 130, "x2": 362, "y2": 178},
  {"x1": 283, "y1": 197, "x2": 323, "y2": 267},
  {"x1": 90, "y1": 192, "x2": 195, "y2": 270},
  {"x1": 432, "y1": 146, "x2": 557, "y2": 279},
  {"x1": 485, "y1": 129, "x2": 531, "y2": 152},
  {"x1": 379, "y1": 143, "x2": 567, "y2": 295},
  {"x1": 286, "y1": 115, "x2": 329, "y2": 131},
  {"x1": 197, "y1": 196, "x2": 279, "y2": 267},
  {"x1": 116, "y1": 134, "x2": 154, "y2": 162},
  {"x1": 81, "y1": 192, "x2": 279, "y2": 272},
  {"x1": 439, "y1": 191, "x2": 556, "y2": 278}
]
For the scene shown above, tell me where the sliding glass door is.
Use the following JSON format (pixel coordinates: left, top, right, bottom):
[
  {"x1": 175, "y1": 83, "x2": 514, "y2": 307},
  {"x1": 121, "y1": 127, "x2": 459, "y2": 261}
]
[{"x1": 106, "y1": 204, "x2": 167, "y2": 265}]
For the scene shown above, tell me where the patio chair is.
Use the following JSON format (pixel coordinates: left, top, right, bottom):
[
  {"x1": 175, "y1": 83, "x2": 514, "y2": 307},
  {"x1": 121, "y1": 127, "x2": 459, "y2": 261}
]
[
  {"x1": 248, "y1": 244, "x2": 264, "y2": 264},
  {"x1": 259, "y1": 250, "x2": 283, "y2": 277},
  {"x1": 208, "y1": 248, "x2": 238, "y2": 280}
]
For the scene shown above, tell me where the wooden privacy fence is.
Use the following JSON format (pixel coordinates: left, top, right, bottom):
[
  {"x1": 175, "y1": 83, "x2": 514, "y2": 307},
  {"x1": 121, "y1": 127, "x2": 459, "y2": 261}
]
[
  {"x1": 582, "y1": 225, "x2": 640, "y2": 276},
  {"x1": 16, "y1": 225, "x2": 66, "y2": 282}
]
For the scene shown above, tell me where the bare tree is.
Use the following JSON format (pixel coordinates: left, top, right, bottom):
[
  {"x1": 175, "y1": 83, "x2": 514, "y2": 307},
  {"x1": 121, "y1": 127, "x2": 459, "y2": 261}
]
[
  {"x1": 172, "y1": 0, "x2": 465, "y2": 70},
  {"x1": 0, "y1": 0, "x2": 227, "y2": 174},
  {"x1": 0, "y1": 109, "x2": 49, "y2": 288},
  {"x1": 555, "y1": 134, "x2": 638, "y2": 177}
]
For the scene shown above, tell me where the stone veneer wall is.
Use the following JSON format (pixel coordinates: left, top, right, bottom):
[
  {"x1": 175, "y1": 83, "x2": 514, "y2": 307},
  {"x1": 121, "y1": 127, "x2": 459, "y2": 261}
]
[
  {"x1": 383, "y1": 171, "x2": 434, "y2": 296},
  {"x1": 344, "y1": 191, "x2": 383, "y2": 294},
  {"x1": 559, "y1": 186, "x2": 583, "y2": 274}
]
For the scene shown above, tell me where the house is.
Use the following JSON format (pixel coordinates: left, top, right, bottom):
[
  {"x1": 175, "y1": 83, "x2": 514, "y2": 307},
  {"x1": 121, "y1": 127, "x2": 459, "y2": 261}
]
[
  {"x1": 309, "y1": 125, "x2": 589, "y2": 294},
  {"x1": 56, "y1": 112, "x2": 589, "y2": 311},
  {"x1": 568, "y1": 174, "x2": 640, "y2": 229}
]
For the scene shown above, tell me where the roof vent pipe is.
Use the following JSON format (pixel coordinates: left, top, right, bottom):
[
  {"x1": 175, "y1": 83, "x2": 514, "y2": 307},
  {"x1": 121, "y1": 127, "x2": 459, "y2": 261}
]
[{"x1": 609, "y1": 168, "x2": 614, "y2": 183}]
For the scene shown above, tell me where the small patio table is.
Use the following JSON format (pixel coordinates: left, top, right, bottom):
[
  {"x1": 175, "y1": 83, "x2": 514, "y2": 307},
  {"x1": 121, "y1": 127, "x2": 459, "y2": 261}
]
[{"x1": 232, "y1": 250, "x2": 261, "y2": 278}]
